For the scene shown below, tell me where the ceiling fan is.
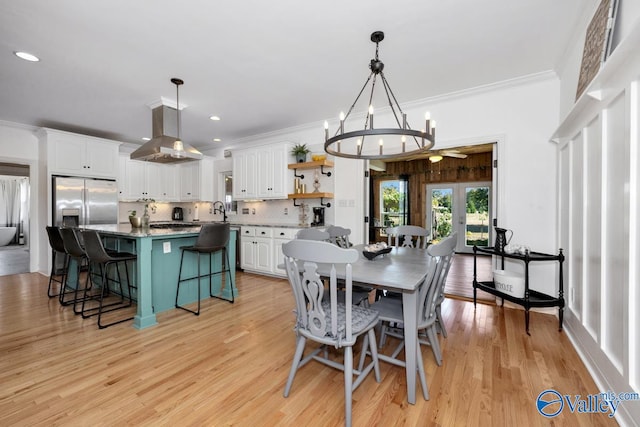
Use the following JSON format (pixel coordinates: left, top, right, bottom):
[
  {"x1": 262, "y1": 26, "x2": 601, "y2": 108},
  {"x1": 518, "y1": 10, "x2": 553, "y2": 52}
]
[{"x1": 428, "y1": 149, "x2": 468, "y2": 163}]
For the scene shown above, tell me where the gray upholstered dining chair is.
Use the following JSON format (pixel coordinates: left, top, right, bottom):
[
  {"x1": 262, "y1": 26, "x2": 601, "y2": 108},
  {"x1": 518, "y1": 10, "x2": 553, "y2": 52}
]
[
  {"x1": 282, "y1": 239, "x2": 381, "y2": 427},
  {"x1": 386, "y1": 225, "x2": 430, "y2": 249}
]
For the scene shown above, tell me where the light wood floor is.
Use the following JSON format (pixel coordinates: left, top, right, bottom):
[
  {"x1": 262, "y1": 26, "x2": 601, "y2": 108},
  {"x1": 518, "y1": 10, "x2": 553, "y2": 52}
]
[{"x1": 0, "y1": 271, "x2": 616, "y2": 426}]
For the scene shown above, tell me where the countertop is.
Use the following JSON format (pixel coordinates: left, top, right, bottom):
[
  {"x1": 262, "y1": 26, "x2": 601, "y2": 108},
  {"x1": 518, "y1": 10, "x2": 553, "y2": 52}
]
[
  {"x1": 148, "y1": 221, "x2": 317, "y2": 229},
  {"x1": 84, "y1": 224, "x2": 204, "y2": 238},
  {"x1": 86, "y1": 221, "x2": 311, "y2": 238}
]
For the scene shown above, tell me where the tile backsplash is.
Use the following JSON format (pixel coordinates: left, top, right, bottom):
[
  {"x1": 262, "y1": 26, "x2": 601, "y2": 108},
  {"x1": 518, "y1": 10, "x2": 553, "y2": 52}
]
[{"x1": 119, "y1": 199, "x2": 334, "y2": 226}]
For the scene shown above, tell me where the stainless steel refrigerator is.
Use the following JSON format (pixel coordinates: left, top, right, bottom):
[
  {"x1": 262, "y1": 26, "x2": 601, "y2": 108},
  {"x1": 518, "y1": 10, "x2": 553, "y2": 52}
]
[
  {"x1": 52, "y1": 176, "x2": 118, "y2": 228},
  {"x1": 51, "y1": 176, "x2": 118, "y2": 272}
]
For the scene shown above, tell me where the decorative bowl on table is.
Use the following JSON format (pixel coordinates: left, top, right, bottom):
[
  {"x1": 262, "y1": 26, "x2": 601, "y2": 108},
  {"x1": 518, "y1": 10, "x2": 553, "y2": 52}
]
[{"x1": 363, "y1": 242, "x2": 392, "y2": 260}]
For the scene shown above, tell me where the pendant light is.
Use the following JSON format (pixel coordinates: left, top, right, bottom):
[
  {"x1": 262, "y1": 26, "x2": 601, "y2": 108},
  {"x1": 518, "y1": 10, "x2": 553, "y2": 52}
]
[{"x1": 171, "y1": 78, "x2": 185, "y2": 159}]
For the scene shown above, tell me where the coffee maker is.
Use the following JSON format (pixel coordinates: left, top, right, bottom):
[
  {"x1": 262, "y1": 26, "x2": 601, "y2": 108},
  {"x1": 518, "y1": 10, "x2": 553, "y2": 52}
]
[
  {"x1": 311, "y1": 207, "x2": 325, "y2": 226},
  {"x1": 172, "y1": 207, "x2": 184, "y2": 221}
]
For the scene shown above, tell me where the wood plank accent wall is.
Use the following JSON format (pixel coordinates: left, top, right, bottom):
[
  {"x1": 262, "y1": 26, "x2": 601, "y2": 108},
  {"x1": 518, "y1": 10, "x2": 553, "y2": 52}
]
[{"x1": 371, "y1": 152, "x2": 492, "y2": 232}]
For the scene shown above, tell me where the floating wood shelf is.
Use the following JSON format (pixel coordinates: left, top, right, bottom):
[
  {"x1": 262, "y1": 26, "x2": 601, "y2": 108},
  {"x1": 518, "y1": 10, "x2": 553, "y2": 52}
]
[
  {"x1": 288, "y1": 160, "x2": 333, "y2": 178},
  {"x1": 287, "y1": 192, "x2": 333, "y2": 199},
  {"x1": 288, "y1": 192, "x2": 333, "y2": 207},
  {"x1": 287, "y1": 160, "x2": 334, "y2": 170}
]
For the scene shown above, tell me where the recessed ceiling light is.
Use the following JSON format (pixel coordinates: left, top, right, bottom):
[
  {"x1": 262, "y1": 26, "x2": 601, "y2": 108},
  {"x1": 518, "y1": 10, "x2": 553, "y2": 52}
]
[
  {"x1": 209, "y1": 115, "x2": 221, "y2": 121},
  {"x1": 14, "y1": 51, "x2": 40, "y2": 62},
  {"x1": 213, "y1": 138, "x2": 222, "y2": 142},
  {"x1": 142, "y1": 137, "x2": 150, "y2": 141}
]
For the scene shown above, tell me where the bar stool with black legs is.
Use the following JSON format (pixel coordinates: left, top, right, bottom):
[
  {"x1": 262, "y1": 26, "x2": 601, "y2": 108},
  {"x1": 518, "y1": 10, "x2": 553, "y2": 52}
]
[
  {"x1": 58, "y1": 227, "x2": 91, "y2": 311},
  {"x1": 45, "y1": 226, "x2": 68, "y2": 298},
  {"x1": 175, "y1": 223, "x2": 234, "y2": 315},
  {"x1": 81, "y1": 230, "x2": 138, "y2": 329}
]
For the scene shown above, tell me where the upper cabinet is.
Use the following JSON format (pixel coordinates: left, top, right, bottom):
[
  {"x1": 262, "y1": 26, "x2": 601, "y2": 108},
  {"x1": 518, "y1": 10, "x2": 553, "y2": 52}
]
[
  {"x1": 233, "y1": 149, "x2": 258, "y2": 199},
  {"x1": 233, "y1": 143, "x2": 292, "y2": 200},
  {"x1": 40, "y1": 128, "x2": 120, "y2": 178},
  {"x1": 118, "y1": 155, "x2": 179, "y2": 202},
  {"x1": 179, "y1": 156, "x2": 214, "y2": 202}
]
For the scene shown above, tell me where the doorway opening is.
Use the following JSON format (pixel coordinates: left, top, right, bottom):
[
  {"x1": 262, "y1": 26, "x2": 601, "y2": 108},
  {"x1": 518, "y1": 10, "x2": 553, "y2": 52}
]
[{"x1": 0, "y1": 163, "x2": 31, "y2": 276}]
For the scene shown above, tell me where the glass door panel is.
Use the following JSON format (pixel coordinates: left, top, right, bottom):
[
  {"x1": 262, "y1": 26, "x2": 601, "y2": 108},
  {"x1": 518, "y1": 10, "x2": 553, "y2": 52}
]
[
  {"x1": 464, "y1": 184, "x2": 491, "y2": 250},
  {"x1": 428, "y1": 187, "x2": 453, "y2": 243}
]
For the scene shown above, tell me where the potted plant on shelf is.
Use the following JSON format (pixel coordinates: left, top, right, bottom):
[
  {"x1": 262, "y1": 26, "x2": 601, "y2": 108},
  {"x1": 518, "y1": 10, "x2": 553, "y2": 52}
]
[
  {"x1": 128, "y1": 210, "x2": 142, "y2": 228},
  {"x1": 291, "y1": 143, "x2": 311, "y2": 163}
]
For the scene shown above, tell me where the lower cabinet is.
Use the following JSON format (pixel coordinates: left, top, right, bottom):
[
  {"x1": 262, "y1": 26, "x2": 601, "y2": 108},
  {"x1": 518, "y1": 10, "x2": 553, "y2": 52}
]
[
  {"x1": 240, "y1": 227, "x2": 273, "y2": 274},
  {"x1": 240, "y1": 226, "x2": 299, "y2": 277}
]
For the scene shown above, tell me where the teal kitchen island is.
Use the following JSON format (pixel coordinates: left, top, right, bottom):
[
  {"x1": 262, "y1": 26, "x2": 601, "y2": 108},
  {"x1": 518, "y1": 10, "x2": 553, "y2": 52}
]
[{"x1": 83, "y1": 224, "x2": 237, "y2": 329}]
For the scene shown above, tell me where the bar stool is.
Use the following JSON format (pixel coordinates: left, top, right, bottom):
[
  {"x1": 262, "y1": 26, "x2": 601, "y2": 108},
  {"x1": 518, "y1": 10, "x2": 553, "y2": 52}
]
[
  {"x1": 58, "y1": 227, "x2": 91, "y2": 311},
  {"x1": 175, "y1": 223, "x2": 234, "y2": 315},
  {"x1": 81, "y1": 230, "x2": 138, "y2": 329},
  {"x1": 45, "y1": 226, "x2": 68, "y2": 298}
]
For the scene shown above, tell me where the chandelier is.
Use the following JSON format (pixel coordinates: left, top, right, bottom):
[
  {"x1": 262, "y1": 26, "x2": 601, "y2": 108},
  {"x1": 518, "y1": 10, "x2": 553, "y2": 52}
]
[{"x1": 324, "y1": 31, "x2": 436, "y2": 160}]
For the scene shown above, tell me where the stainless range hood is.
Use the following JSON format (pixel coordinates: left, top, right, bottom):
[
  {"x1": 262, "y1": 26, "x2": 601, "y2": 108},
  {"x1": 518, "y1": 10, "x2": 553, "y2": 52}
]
[{"x1": 130, "y1": 105, "x2": 203, "y2": 163}]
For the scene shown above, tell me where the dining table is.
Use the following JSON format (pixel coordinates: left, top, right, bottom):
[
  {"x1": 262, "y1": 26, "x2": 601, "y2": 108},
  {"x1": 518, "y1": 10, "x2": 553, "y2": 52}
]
[{"x1": 314, "y1": 244, "x2": 432, "y2": 405}]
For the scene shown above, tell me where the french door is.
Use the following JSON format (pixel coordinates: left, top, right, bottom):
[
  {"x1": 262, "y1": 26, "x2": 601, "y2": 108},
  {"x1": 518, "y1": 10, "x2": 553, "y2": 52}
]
[{"x1": 426, "y1": 182, "x2": 492, "y2": 253}]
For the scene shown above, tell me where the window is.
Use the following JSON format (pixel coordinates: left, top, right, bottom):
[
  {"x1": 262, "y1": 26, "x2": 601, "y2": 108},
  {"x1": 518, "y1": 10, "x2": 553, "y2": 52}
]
[{"x1": 380, "y1": 179, "x2": 408, "y2": 228}]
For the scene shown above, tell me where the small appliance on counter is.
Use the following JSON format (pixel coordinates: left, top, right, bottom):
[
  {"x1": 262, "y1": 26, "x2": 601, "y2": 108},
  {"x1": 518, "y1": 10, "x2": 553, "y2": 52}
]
[
  {"x1": 311, "y1": 207, "x2": 325, "y2": 226},
  {"x1": 172, "y1": 207, "x2": 184, "y2": 221}
]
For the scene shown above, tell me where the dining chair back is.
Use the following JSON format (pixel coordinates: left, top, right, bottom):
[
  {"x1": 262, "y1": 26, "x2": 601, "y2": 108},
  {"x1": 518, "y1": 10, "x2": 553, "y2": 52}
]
[
  {"x1": 323, "y1": 225, "x2": 372, "y2": 307},
  {"x1": 325, "y1": 225, "x2": 352, "y2": 248},
  {"x1": 386, "y1": 225, "x2": 430, "y2": 249},
  {"x1": 428, "y1": 232, "x2": 457, "y2": 337},
  {"x1": 295, "y1": 228, "x2": 330, "y2": 241},
  {"x1": 282, "y1": 239, "x2": 381, "y2": 427}
]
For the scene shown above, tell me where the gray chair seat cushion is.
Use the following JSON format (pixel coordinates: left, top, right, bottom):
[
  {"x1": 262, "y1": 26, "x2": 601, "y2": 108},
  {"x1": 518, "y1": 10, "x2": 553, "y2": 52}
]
[{"x1": 320, "y1": 300, "x2": 378, "y2": 338}]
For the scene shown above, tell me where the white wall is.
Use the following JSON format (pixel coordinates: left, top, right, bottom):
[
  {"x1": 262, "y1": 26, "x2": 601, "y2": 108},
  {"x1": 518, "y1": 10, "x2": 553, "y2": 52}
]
[
  {"x1": 0, "y1": 121, "x2": 41, "y2": 273},
  {"x1": 553, "y1": 13, "x2": 640, "y2": 427},
  {"x1": 229, "y1": 74, "x2": 562, "y2": 291}
]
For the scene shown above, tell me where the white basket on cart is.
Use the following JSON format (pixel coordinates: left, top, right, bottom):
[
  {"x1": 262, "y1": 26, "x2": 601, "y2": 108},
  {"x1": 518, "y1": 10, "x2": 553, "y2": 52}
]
[{"x1": 493, "y1": 269, "x2": 525, "y2": 298}]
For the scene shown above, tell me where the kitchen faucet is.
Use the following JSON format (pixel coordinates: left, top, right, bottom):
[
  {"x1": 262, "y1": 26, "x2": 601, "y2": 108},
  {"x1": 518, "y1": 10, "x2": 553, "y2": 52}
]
[{"x1": 212, "y1": 201, "x2": 227, "y2": 222}]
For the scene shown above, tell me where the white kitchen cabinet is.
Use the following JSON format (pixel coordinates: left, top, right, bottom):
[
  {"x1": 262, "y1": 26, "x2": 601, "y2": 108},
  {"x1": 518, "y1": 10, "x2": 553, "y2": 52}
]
[
  {"x1": 240, "y1": 226, "x2": 273, "y2": 273},
  {"x1": 179, "y1": 157, "x2": 214, "y2": 202},
  {"x1": 240, "y1": 226, "x2": 299, "y2": 276},
  {"x1": 257, "y1": 144, "x2": 290, "y2": 199},
  {"x1": 117, "y1": 155, "x2": 127, "y2": 199},
  {"x1": 118, "y1": 156, "x2": 179, "y2": 202},
  {"x1": 234, "y1": 144, "x2": 291, "y2": 200},
  {"x1": 180, "y1": 157, "x2": 214, "y2": 202},
  {"x1": 272, "y1": 227, "x2": 299, "y2": 277},
  {"x1": 41, "y1": 128, "x2": 120, "y2": 178},
  {"x1": 233, "y1": 150, "x2": 258, "y2": 199},
  {"x1": 156, "y1": 164, "x2": 179, "y2": 201}
]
